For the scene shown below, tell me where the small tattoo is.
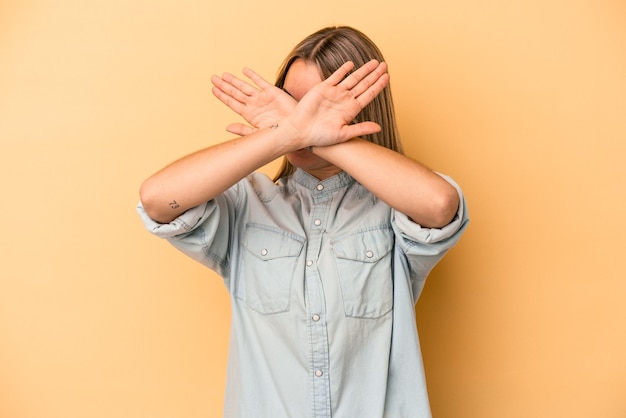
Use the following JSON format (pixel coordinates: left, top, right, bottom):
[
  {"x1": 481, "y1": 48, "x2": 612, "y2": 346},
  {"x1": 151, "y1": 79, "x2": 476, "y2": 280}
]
[
  {"x1": 270, "y1": 123, "x2": 279, "y2": 129},
  {"x1": 169, "y1": 200, "x2": 180, "y2": 209}
]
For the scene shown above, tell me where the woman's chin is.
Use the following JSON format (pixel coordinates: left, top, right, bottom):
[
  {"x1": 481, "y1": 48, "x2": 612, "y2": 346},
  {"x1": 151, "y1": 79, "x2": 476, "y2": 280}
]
[
  {"x1": 286, "y1": 150, "x2": 314, "y2": 166},
  {"x1": 286, "y1": 152, "x2": 341, "y2": 180}
]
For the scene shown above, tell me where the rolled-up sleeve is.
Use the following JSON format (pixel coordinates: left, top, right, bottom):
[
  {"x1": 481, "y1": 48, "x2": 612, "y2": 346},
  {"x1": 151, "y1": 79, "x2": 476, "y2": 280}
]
[
  {"x1": 392, "y1": 174, "x2": 469, "y2": 302},
  {"x1": 137, "y1": 201, "x2": 211, "y2": 238},
  {"x1": 136, "y1": 185, "x2": 240, "y2": 279}
]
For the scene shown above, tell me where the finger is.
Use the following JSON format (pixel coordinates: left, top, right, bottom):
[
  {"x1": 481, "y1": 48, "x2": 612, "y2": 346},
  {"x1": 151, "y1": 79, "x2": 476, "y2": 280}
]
[
  {"x1": 354, "y1": 72, "x2": 390, "y2": 108},
  {"x1": 340, "y1": 59, "x2": 380, "y2": 91},
  {"x1": 211, "y1": 74, "x2": 249, "y2": 106},
  {"x1": 222, "y1": 72, "x2": 259, "y2": 97},
  {"x1": 340, "y1": 121, "x2": 382, "y2": 140},
  {"x1": 212, "y1": 85, "x2": 243, "y2": 113},
  {"x1": 350, "y1": 61, "x2": 388, "y2": 98},
  {"x1": 324, "y1": 61, "x2": 355, "y2": 86},
  {"x1": 242, "y1": 67, "x2": 274, "y2": 90},
  {"x1": 226, "y1": 123, "x2": 256, "y2": 136},
  {"x1": 217, "y1": 72, "x2": 259, "y2": 105}
]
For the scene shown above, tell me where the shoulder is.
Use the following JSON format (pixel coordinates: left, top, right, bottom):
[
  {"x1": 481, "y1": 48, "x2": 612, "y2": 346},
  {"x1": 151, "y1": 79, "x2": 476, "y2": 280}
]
[{"x1": 241, "y1": 172, "x2": 284, "y2": 202}]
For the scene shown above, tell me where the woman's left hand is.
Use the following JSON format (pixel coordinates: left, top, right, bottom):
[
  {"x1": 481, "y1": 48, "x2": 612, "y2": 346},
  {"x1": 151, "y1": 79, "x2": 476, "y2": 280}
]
[{"x1": 283, "y1": 59, "x2": 390, "y2": 148}]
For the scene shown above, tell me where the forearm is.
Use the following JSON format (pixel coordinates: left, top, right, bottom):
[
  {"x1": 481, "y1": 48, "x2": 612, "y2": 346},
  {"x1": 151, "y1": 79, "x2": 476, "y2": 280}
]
[
  {"x1": 311, "y1": 139, "x2": 459, "y2": 228},
  {"x1": 139, "y1": 124, "x2": 298, "y2": 223}
]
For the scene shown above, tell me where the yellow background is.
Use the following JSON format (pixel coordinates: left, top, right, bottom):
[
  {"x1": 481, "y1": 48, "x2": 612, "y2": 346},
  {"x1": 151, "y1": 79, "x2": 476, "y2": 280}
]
[{"x1": 1, "y1": 0, "x2": 625, "y2": 417}]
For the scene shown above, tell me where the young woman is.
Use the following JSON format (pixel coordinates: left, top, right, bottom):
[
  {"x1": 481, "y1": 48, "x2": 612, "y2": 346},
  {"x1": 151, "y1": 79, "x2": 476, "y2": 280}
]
[{"x1": 138, "y1": 26, "x2": 468, "y2": 418}]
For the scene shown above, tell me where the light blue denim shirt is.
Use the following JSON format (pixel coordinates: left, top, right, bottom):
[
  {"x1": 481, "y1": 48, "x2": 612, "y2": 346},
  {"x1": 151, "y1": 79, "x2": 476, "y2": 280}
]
[{"x1": 137, "y1": 168, "x2": 469, "y2": 418}]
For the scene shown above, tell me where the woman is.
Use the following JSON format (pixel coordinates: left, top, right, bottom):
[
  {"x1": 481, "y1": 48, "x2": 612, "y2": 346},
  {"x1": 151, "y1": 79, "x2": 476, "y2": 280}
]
[{"x1": 138, "y1": 26, "x2": 468, "y2": 418}]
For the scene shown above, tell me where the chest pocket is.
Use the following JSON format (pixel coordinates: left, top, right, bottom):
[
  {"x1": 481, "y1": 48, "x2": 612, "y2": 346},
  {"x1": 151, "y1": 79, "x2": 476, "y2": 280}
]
[
  {"x1": 238, "y1": 224, "x2": 305, "y2": 314},
  {"x1": 331, "y1": 226, "x2": 394, "y2": 319}
]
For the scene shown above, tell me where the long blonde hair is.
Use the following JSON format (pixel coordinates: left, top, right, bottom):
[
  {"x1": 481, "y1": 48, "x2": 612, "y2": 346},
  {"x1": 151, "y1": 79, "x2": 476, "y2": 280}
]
[{"x1": 273, "y1": 26, "x2": 404, "y2": 181}]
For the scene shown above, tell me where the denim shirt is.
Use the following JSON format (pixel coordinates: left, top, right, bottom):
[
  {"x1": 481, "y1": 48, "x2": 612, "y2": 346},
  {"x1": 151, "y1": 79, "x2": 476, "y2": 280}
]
[{"x1": 137, "y1": 168, "x2": 469, "y2": 418}]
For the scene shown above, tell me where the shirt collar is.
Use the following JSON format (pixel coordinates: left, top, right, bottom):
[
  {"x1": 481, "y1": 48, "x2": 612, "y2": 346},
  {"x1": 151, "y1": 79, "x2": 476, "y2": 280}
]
[{"x1": 293, "y1": 168, "x2": 355, "y2": 192}]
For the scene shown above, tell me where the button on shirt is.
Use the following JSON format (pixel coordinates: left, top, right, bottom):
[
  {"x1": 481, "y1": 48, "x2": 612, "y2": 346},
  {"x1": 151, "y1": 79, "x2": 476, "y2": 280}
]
[{"x1": 137, "y1": 169, "x2": 469, "y2": 418}]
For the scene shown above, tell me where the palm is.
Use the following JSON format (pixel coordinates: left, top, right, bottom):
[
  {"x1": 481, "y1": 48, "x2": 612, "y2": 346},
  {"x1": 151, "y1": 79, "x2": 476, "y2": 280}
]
[
  {"x1": 243, "y1": 85, "x2": 296, "y2": 129},
  {"x1": 211, "y1": 68, "x2": 296, "y2": 134},
  {"x1": 288, "y1": 60, "x2": 390, "y2": 147}
]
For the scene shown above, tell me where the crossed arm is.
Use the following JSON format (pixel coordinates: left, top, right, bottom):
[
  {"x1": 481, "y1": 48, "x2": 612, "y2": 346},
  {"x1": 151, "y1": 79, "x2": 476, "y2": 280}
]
[{"x1": 139, "y1": 60, "x2": 458, "y2": 228}]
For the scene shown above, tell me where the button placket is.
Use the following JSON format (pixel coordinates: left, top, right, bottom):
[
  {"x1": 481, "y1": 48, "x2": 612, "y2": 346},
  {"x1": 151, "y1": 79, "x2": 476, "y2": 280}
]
[{"x1": 304, "y1": 184, "x2": 332, "y2": 416}]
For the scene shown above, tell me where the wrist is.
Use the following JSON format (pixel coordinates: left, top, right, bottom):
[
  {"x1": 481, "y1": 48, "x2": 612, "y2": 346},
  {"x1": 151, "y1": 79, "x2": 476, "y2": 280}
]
[{"x1": 273, "y1": 117, "x2": 309, "y2": 153}]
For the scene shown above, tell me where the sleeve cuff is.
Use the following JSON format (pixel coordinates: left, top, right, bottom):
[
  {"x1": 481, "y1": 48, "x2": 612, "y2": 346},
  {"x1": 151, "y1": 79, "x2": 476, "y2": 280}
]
[
  {"x1": 136, "y1": 202, "x2": 210, "y2": 239},
  {"x1": 393, "y1": 173, "x2": 468, "y2": 244}
]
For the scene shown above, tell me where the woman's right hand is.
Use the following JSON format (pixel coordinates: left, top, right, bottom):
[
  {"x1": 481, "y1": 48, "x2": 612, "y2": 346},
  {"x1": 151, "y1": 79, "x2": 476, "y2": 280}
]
[{"x1": 211, "y1": 68, "x2": 297, "y2": 136}]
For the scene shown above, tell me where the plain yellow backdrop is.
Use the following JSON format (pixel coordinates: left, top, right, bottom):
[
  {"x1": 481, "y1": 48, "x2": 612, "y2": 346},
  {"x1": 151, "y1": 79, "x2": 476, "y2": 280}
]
[{"x1": 1, "y1": 0, "x2": 625, "y2": 417}]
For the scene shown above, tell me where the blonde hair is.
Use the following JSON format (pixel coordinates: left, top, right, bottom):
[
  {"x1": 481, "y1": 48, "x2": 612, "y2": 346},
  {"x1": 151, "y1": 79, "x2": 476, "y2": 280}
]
[{"x1": 273, "y1": 26, "x2": 404, "y2": 181}]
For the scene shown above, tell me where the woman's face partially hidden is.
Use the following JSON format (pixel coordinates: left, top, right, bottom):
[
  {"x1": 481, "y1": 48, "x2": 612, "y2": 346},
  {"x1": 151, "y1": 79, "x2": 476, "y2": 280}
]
[{"x1": 282, "y1": 59, "x2": 343, "y2": 181}]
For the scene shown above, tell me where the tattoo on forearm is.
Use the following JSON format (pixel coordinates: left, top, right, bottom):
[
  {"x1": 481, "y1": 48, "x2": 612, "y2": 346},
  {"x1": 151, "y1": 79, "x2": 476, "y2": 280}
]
[
  {"x1": 270, "y1": 123, "x2": 279, "y2": 129},
  {"x1": 169, "y1": 200, "x2": 180, "y2": 209}
]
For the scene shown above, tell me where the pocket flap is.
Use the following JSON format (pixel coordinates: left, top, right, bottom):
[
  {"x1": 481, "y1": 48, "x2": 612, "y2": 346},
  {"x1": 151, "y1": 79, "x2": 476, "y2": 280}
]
[
  {"x1": 243, "y1": 224, "x2": 305, "y2": 261},
  {"x1": 332, "y1": 227, "x2": 393, "y2": 262}
]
